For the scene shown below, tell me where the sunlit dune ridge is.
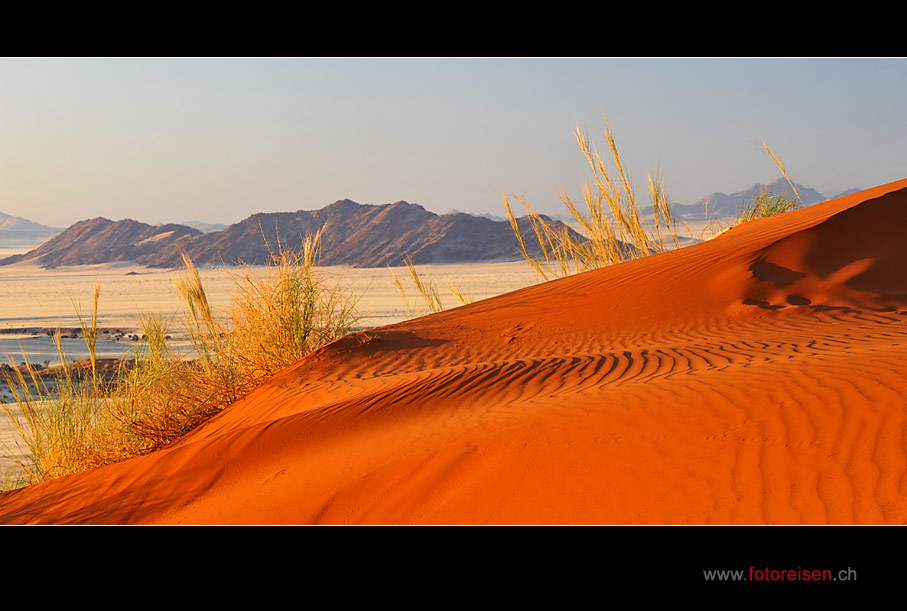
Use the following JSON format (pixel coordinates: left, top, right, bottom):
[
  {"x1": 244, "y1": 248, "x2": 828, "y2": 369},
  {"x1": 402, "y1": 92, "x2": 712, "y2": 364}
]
[{"x1": 2, "y1": 178, "x2": 907, "y2": 524}]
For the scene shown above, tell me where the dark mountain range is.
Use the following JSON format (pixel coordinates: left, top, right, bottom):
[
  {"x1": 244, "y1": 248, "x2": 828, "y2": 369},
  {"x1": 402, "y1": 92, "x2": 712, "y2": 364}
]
[
  {"x1": 1, "y1": 181, "x2": 859, "y2": 269},
  {"x1": 1, "y1": 200, "x2": 583, "y2": 269},
  {"x1": 670, "y1": 179, "x2": 829, "y2": 221},
  {"x1": 0, "y1": 218, "x2": 202, "y2": 267}
]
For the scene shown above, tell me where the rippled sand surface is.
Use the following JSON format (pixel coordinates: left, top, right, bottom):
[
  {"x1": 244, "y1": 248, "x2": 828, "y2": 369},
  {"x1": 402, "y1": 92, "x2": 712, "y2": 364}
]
[{"x1": 3, "y1": 180, "x2": 907, "y2": 524}]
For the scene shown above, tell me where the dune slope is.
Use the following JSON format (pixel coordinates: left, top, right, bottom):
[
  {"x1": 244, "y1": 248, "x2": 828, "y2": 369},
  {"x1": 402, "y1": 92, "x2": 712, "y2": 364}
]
[{"x1": 2, "y1": 179, "x2": 907, "y2": 525}]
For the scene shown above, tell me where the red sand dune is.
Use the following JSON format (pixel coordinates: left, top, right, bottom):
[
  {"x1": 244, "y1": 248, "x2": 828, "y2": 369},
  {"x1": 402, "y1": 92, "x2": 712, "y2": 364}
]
[{"x1": 2, "y1": 179, "x2": 907, "y2": 525}]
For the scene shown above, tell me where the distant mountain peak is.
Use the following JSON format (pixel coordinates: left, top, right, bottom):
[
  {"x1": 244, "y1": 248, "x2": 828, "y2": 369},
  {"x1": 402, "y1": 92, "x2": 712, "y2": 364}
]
[
  {"x1": 1, "y1": 218, "x2": 201, "y2": 267},
  {"x1": 671, "y1": 179, "x2": 839, "y2": 221},
  {"x1": 1, "y1": 199, "x2": 584, "y2": 269},
  {"x1": 0, "y1": 211, "x2": 63, "y2": 244},
  {"x1": 181, "y1": 220, "x2": 228, "y2": 234},
  {"x1": 324, "y1": 198, "x2": 364, "y2": 210},
  {"x1": 0, "y1": 211, "x2": 62, "y2": 231}
]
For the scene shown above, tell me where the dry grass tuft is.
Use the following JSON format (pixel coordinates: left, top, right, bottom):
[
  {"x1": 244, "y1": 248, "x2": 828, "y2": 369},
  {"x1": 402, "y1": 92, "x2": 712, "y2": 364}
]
[
  {"x1": 737, "y1": 187, "x2": 801, "y2": 224},
  {"x1": 390, "y1": 255, "x2": 474, "y2": 318},
  {"x1": 504, "y1": 114, "x2": 681, "y2": 282},
  {"x1": 737, "y1": 143, "x2": 804, "y2": 224},
  {"x1": 504, "y1": 122, "x2": 810, "y2": 281},
  {"x1": 1, "y1": 227, "x2": 359, "y2": 487}
]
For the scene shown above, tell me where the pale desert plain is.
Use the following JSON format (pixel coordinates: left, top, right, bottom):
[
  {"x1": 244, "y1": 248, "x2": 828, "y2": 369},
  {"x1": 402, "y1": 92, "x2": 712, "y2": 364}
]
[{"x1": 1, "y1": 179, "x2": 907, "y2": 524}]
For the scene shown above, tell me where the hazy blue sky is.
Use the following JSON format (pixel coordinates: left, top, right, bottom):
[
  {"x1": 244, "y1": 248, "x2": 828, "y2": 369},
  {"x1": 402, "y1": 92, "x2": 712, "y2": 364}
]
[{"x1": 1, "y1": 57, "x2": 905, "y2": 227}]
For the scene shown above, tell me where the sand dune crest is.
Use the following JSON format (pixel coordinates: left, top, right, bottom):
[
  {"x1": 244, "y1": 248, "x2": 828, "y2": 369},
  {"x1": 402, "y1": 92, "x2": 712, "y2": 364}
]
[{"x1": 2, "y1": 179, "x2": 907, "y2": 524}]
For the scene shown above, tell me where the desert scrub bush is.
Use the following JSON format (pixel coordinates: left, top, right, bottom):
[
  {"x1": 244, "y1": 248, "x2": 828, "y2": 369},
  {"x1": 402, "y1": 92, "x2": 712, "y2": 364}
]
[
  {"x1": 503, "y1": 114, "x2": 683, "y2": 282},
  {"x1": 0, "y1": 283, "x2": 138, "y2": 482},
  {"x1": 1, "y1": 228, "x2": 360, "y2": 486},
  {"x1": 109, "y1": 227, "x2": 360, "y2": 450}
]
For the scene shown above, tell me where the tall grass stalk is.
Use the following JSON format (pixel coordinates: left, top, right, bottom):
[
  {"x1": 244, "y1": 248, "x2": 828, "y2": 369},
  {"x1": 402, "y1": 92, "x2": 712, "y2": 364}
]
[
  {"x1": 390, "y1": 255, "x2": 444, "y2": 317},
  {"x1": 1, "y1": 227, "x2": 360, "y2": 487},
  {"x1": 390, "y1": 255, "x2": 473, "y2": 318},
  {"x1": 737, "y1": 187, "x2": 801, "y2": 224},
  {"x1": 72, "y1": 281, "x2": 101, "y2": 387},
  {"x1": 109, "y1": 226, "x2": 360, "y2": 450},
  {"x1": 762, "y1": 141, "x2": 803, "y2": 206},
  {"x1": 1, "y1": 324, "x2": 125, "y2": 483},
  {"x1": 737, "y1": 143, "x2": 804, "y2": 223},
  {"x1": 504, "y1": 115, "x2": 681, "y2": 282}
]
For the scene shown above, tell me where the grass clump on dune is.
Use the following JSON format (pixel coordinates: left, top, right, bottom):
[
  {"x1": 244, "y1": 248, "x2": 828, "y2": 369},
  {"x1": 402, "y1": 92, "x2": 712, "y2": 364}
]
[
  {"x1": 117, "y1": 229, "x2": 359, "y2": 448},
  {"x1": 1, "y1": 228, "x2": 359, "y2": 487},
  {"x1": 737, "y1": 187, "x2": 801, "y2": 224},
  {"x1": 503, "y1": 114, "x2": 682, "y2": 282},
  {"x1": 737, "y1": 142, "x2": 804, "y2": 223},
  {"x1": 504, "y1": 120, "x2": 809, "y2": 281}
]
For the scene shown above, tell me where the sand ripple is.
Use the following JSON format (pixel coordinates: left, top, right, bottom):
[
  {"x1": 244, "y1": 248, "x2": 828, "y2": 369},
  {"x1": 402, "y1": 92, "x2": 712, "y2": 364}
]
[{"x1": 2, "y1": 179, "x2": 907, "y2": 524}]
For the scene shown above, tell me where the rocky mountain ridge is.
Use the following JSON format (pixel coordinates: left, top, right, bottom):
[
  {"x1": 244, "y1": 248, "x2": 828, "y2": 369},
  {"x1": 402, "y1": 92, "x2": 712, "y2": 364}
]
[
  {"x1": 0, "y1": 200, "x2": 579, "y2": 268},
  {"x1": 1, "y1": 180, "x2": 860, "y2": 268}
]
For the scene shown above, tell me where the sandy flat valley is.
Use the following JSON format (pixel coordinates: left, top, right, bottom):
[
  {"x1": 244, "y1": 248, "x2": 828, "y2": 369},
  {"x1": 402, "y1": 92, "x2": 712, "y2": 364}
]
[
  {"x1": 0, "y1": 257, "x2": 537, "y2": 345},
  {"x1": 0, "y1": 257, "x2": 537, "y2": 478},
  {"x1": 3, "y1": 181, "x2": 907, "y2": 523}
]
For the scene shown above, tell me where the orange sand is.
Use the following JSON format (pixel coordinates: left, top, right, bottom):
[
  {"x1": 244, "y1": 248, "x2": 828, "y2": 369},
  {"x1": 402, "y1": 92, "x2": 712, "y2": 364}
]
[{"x1": 2, "y1": 179, "x2": 907, "y2": 525}]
